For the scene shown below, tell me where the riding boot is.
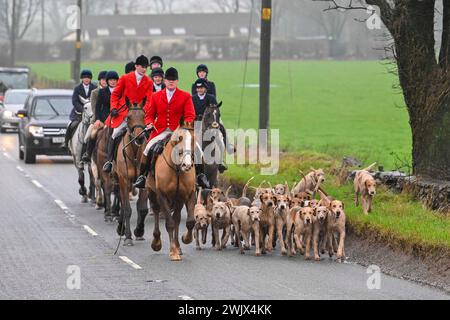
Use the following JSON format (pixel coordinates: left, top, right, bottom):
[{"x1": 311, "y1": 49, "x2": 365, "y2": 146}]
[
  {"x1": 133, "y1": 153, "x2": 149, "y2": 189},
  {"x1": 64, "y1": 121, "x2": 74, "y2": 148},
  {"x1": 197, "y1": 173, "x2": 211, "y2": 189},
  {"x1": 102, "y1": 137, "x2": 117, "y2": 173},
  {"x1": 82, "y1": 138, "x2": 96, "y2": 162}
]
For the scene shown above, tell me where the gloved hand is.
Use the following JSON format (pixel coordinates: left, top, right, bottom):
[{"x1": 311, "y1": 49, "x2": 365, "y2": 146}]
[
  {"x1": 145, "y1": 123, "x2": 154, "y2": 131},
  {"x1": 110, "y1": 108, "x2": 119, "y2": 117}
]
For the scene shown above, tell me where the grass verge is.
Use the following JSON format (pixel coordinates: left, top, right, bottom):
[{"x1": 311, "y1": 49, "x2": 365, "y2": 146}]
[{"x1": 222, "y1": 151, "x2": 450, "y2": 257}]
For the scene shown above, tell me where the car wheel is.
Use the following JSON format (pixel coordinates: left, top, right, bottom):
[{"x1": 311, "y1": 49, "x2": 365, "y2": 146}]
[
  {"x1": 24, "y1": 146, "x2": 36, "y2": 164},
  {"x1": 19, "y1": 145, "x2": 24, "y2": 160}
]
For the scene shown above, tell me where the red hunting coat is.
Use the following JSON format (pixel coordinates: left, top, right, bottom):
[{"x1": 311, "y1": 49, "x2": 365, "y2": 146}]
[
  {"x1": 144, "y1": 88, "x2": 196, "y2": 140},
  {"x1": 105, "y1": 72, "x2": 153, "y2": 128}
]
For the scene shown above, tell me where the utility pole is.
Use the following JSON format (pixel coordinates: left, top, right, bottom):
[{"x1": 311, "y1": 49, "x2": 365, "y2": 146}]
[
  {"x1": 41, "y1": 0, "x2": 45, "y2": 43},
  {"x1": 259, "y1": 0, "x2": 272, "y2": 139},
  {"x1": 74, "y1": 0, "x2": 82, "y2": 81}
]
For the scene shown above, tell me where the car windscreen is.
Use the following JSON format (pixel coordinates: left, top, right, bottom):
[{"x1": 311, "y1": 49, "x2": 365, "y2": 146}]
[
  {"x1": 32, "y1": 96, "x2": 72, "y2": 117},
  {"x1": 4, "y1": 91, "x2": 30, "y2": 105},
  {"x1": 0, "y1": 72, "x2": 29, "y2": 90}
]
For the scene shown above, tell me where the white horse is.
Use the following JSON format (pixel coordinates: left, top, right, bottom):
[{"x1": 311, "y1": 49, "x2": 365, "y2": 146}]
[{"x1": 68, "y1": 96, "x2": 97, "y2": 204}]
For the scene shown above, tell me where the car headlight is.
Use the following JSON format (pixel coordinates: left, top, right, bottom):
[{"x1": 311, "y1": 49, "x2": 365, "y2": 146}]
[
  {"x1": 28, "y1": 125, "x2": 44, "y2": 137},
  {"x1": 3, "y1": 110, "x2": 13, "y2": 119}
]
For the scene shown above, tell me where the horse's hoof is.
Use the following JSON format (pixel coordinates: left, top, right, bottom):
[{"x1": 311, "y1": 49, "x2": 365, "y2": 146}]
[
  {"x1": 95, "y1": 204, "x2": 102, "y2": 210},
  {"x1": 181, "y1": 232, "x2": 193, "y2": 244},
  {"x1": 178, "y1": 247, "x2": 183, "y2": 256},
  {"x1": 123, "y1": 239, "x2": 134, "y2": 246},
  {"x1": 151, "y1": 239, "x2": 162, "y2": 251},
  {"x1": 135, "y1": 236, "x2": 145, "y2": 241},
  {"x1": 104, "y1": 217, "x2": 113, "y2": 223},
  {"x1": 81, "y1": 197, "x2": 88, "y2": 203},
  {"x1": 170, "y1": 253, "x2": 182, "y2": 261}
]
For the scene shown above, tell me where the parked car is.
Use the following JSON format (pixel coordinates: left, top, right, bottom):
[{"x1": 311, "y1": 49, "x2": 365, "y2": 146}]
[
  {"x1": 0, "y1": 89, "x2": 31, "y2": 132},
  {"x1": 17, "y1": 89, "x2": 72, "y2": 163}
]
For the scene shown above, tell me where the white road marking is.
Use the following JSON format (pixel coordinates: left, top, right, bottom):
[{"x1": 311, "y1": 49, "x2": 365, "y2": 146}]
[
  {"x1": 16, "y1": 166, "x2": 24, "y2": 172},
  {"x1": 54, "y1": 200, "x2": 69, "y2": 210},
  {"x1": 83, "y1": 225, "x2": 98, "y2": 236},
  {"x1": 31, "y1": 180, "x2": 43, "y2": 188},
  {"x1": 119, "y1": 256, "x2": 142, "y2": 270},
  {"x1": 178, "y1": 295, "x2": 194, "y2": 300}
]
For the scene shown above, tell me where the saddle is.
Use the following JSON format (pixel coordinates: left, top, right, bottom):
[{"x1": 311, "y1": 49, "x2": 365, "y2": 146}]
[{"x1": 149, "y1": 134, "x2": 173, "y2": 177}]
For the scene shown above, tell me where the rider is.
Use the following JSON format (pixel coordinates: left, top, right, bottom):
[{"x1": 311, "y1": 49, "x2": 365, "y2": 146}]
[
  {"x1": 133, "y1": 67, "x2": 196, "y2": 189},
  {"x1": 149, "y1": 55, "x2": 163, "y2": 70},
  {"x1": 81, "y1": 71, "x2": 119, "y2": 162},
  {"x1": 102, "y1": 55, "x2": 154, "y2": 173},
  {"x1": 125, "y1": 61, "x2": 136, "y2": 74},
  {"x1": 191, "y1": 64, "x2": 216, "y2": 98},
  {"x1": 65, "y1": 69, "x2": 97, "y2": 148},
  {"x1": 81, "y1": 70, "x2": 107, "y2": 162},
  {"x1": 151, "y1": 67, "x2": 165, "y2": 92},
  {"x1": 192, "y1": 78, "x2": 228, "y2": 175}
]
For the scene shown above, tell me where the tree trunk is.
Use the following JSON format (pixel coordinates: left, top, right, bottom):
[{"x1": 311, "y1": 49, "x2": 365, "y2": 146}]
[
  {"x1": 9, "y1": 0, "x2": 17, "y2": 67},
  {"x1": 411, "y1": 100, "x2": 450, "y2": 180}
]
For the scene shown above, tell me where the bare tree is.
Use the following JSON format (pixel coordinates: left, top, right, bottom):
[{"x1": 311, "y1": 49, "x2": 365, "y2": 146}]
[
  {"x1": 212, "y1": 0, "x2": 253, "y2": 13},
  {"x1": 321, "y1": 0, "x2": 450, "y2": 180},
  {"x1": 0, "y1": 0, "x2": 40, "y2": 66}
]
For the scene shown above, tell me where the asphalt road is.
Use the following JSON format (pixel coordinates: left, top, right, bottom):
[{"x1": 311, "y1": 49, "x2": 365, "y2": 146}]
[{"x1": 0, "y1": 132, "x2": 448, "y2": 300}]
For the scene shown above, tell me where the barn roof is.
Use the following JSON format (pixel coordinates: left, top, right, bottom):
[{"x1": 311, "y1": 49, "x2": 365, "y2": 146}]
[{"x1": 63, "y1": 13, "x2": 259, "y2": 41}]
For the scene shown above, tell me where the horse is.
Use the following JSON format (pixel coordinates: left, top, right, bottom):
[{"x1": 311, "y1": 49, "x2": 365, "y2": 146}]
[
  {"x1": 146, "y1": 121, "x2": 196, "y2": 261},
  {"x1": 68, "y1": 96, "x2": 96, "y2": 204},
  {"x1": 114, "y1": 99, "x2": 149, "y2": 246},
  {"x1": 200, "y1": 102, "x2": 224, "y2": 188},
  {"x1": 92, "y1": 126, "x2": 121, "y2": 222}
]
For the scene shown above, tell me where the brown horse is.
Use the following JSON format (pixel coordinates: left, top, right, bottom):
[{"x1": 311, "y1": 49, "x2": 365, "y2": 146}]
[
  {"x1": 114, "y1": 99, "x2": 149, "y2": 246},
  {"x1": 146, "y1": 122, "x2": 196, "y2": 261},
  {"x1": 92, "y1": 127, "x2": 120, "y2": 222}
]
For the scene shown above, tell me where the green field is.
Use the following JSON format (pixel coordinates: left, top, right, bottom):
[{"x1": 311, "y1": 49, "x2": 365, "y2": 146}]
[{"x1": 26, "y1": 60, "x2": 411, "y2": 170}]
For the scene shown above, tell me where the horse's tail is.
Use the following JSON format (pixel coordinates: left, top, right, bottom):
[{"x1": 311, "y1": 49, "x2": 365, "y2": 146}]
[{"x1": 241, "y1": 176, "x2": 254, "y2": 198}]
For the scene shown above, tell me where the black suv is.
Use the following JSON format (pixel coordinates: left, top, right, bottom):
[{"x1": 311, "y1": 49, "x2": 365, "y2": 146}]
[{"x1": 17, "y1": 89, "x2": 72, "y2": 163}]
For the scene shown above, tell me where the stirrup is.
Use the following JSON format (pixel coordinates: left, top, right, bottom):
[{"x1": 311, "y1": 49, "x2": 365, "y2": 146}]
[
  {"x1": 133, "y1": 175, "x2": 147, "y2": 189},
  {"x1": 103, "y1": 161, "x2": 113, "y2": 173}
]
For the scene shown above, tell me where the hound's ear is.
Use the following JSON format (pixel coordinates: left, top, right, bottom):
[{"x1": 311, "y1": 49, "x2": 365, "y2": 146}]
[
  {"x1": 140, "y1": 97, "x2": 147, "y2": 108},
  {"x1": 217, "y1": 101, "x2": 223, "y2": 108},
  {"x1": 272, "y1": 195, "x2": 278, "y2": 203},
  {"x1": 260, "y1": 194, "x2": 264, "y2": 201},
  {"x1": 342, "y1": 202, "x2": 345, "y2": 210},
  {"x1": 312, "y1": 208, "x2": 317, "y2": 216},
  {"x1": 247, "y1": 208, "x2": 251, "y2": 216}
]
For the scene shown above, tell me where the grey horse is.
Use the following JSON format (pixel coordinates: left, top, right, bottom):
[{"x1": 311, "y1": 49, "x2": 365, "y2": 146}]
[{"x1": 68, "y1": 96, "x2": 96, "y2": 204}]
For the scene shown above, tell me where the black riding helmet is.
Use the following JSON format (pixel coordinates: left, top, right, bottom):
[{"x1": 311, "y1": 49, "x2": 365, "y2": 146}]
[
  {"x1": 150, "y1": 55, "x2": 163, "y2": 68},
  {"x1": 196, "y1": 64, "x2": 208, "y2": 77},
  {"x1": 80, "y1": 69, "x2": 93, "y2": 79},
  {"x1": 151, "y1": 67, "x2": 164, "y2": 78},
  {"x1": 97, "y1": 70, "x2": 108, "y2": 81},
  {"x1": 106, "y1": 71, "x2": 119, "y2": 82}
]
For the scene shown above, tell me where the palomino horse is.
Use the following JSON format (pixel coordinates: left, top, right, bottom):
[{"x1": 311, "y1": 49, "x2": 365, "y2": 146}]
[
  {"x1": 92, "y1": 127, "x2": 120, "y2": 222},
  {"x1": 146, "y1": 122, "x2": 196, "y2": 261},
  {"x1": 114, "y1": 99, "x2": 149, "y2": 246},
  {"x1": 200, "y1": 102, "x2": 224, "y2": 188},
  {"x1": 68, "y1": 96, "x2": 96, "y2": 203}
]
